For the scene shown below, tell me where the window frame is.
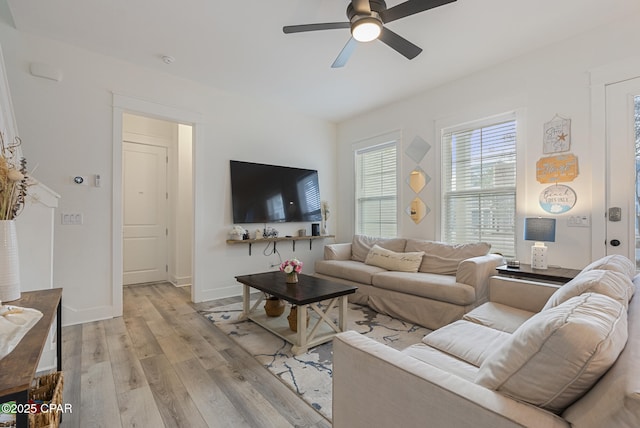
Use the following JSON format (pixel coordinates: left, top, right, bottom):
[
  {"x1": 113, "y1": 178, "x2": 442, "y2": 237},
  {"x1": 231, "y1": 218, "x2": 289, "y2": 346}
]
[
  {"x1": 439, "y1": 112, "x2": 518, "y2": 257},
  {"x1": 353, "y1": 132, "x2": 400, "y2": 238}
]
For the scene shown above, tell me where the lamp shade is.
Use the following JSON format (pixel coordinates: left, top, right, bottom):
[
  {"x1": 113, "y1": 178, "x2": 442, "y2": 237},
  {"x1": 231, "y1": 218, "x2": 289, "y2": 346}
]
[{"x1": 524, "y1": 217, "x2": 556, "y2": 242}]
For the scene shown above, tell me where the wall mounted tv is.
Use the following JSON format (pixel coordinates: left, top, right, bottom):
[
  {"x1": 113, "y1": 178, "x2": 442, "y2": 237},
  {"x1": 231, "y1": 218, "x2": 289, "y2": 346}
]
[{"x1": 230, "y1": 160, "x2": 322, "y2": 224}]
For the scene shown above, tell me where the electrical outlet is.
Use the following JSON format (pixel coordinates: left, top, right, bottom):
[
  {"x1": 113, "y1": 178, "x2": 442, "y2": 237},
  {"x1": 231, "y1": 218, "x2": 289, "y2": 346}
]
[{"x1": 61, "y1": 213, "x2": 83, "y2": 225}]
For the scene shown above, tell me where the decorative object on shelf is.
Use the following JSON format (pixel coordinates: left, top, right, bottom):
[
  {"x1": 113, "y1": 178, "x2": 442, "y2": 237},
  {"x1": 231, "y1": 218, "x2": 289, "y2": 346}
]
[
  {"x1": 287, "y1": 305, "x2": 309, "y2": 332},
  {"x1": 0, "y1": 134, "x2": 29, "y2": 302},
  {"x1": 228, "y1": 225, "x2": 246, "y2": 241},
  {"x1": 263, "y1": 226, "x2": 279, "y2": 238},
  {"x1": 543, "y1": 114, "x2": 571, "y2": 154},
  {"x1": 311, "y1": 223, "x2": 320, "y2": 236},
  {"x1": 264, "y1": 295, "x2": 285, "y2": 317},
  {"x1": 524, "y1": 217, "x2": 556, "y2": 270},
  {"x1": 298, "y1": 228, "x2": 306, "y2": 237},
  {"x1": 321, "y1": 200, "x2": 330, "y2": 235},
  {"x1": 280, "y1": 258, "x2": 303, "y2": 283},
  {"x1": 536, "y1": 154, "x2": 579, "y2": 183},
  {"x1": 539, "y1": 184, "x2": 576, "y2": 214}
]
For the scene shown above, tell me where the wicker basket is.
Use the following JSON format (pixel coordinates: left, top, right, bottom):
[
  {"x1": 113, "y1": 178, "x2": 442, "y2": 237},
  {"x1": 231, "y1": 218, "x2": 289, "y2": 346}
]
[{"x1": 28, "y1": 371, "x2": 63, "y2": 428}]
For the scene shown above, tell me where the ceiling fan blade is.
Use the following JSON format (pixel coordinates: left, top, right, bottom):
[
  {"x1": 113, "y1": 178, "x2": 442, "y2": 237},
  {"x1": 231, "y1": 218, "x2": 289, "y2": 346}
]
[
  {"x1": 331, "y1": 37, "x2": 358, "y2": 68},
  {"x1": 378, "y1": 27, "x2": 422, "y2": 60},
  {"x1": 380, "y1": 0, "x2": 456, "y2": 24},
  {"x1": 283, "y1": 22, "x2": 350, "y2": 34},
  {"x1": 353, "y1": 0, "x2": 372, "y2": 14}
]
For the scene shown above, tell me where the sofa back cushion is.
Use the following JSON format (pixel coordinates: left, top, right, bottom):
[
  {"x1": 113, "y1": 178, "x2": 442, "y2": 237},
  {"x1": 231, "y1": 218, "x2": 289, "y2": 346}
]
[
  {"x1": 476, "y1": 293, "x2": 628, "y2": 414},
  {"x1": 364, "y1": 245, "x2": 424, "y2": 273},
  {"x1": 562, "y1": 281, "x2": 640, "y2": 428},
  {"x1": 351, "y1": 235, "x2": 406, "y2": 262},
  {"x1": 404, "y1": 239, "x2": 491, "y2": 275},
  {"x1": 580, "y1": 254, "x2": 636, "y2": 280},
  {"x1": 543, "y1": 269, "x2": 633, "y2": 311}
]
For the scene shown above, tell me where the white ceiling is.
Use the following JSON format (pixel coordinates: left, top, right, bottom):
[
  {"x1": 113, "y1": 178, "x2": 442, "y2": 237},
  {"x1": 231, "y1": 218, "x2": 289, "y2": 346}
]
[{"x1": 6, "y1": 0, "x2": 640, "y2": 122}]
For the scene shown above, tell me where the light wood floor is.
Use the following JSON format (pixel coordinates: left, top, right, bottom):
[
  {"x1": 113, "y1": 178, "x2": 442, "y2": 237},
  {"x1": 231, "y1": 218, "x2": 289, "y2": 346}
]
[{"x1": 60, "y1": 282, "x2": 331, "y2": 428}]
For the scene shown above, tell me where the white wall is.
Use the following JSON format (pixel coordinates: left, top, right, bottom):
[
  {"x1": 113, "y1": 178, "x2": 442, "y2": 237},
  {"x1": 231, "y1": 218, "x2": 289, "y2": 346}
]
[
  {"x1": 0, "y1": 22, "x2": 336, "y2": 325},
  {"x1": 337, "y1": 12, "x2": 640, "y2": 270}
]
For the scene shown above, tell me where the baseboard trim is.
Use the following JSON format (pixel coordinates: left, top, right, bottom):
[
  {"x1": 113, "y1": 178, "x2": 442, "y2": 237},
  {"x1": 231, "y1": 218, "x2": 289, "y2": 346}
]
[{"x1": 62, "y1": 304, "x2": 114, "y2": 326}]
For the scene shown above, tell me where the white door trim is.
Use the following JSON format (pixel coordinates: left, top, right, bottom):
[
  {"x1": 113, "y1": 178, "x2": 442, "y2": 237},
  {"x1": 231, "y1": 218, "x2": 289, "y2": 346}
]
[
  {"x1": 112, "y1": 93, "x2": 202, "y2": 317},
  {"x1": 589, "y1": 56, "x2": 640, "y2": 262}
]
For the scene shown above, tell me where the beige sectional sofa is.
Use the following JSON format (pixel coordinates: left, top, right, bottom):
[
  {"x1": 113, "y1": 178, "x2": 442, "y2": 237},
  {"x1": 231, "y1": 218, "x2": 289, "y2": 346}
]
[
  {"x1": 332, "y1": 255, "x2": 640, "y2": 428},
  {"x1": 315, "y1": 235, "x2": 503, "y2": 329}
]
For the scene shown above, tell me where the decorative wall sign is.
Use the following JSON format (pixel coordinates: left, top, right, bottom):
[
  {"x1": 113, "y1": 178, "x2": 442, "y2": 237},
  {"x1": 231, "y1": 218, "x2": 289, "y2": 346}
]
[
  {"x1": 543, "y1": 115, "x2": 571, "y2": 154},
  {"x1": 539, "y1": 184, "x2": 576, "y2": 214},
  {"x1": 536, "y1": 154, "x2": 579, "y2": 183}
]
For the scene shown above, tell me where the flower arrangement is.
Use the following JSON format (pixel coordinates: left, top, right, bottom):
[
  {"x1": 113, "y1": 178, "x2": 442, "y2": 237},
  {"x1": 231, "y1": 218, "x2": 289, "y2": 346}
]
[
  {"x1": 0, "y1": 133, "x2": 28, "y2": 220},
  {"x1": 321, "y1": 200, "x2": 330, "y2": 222},
  {"x1": 280, "y1": 258, "x2": 303, "y2": 275}
]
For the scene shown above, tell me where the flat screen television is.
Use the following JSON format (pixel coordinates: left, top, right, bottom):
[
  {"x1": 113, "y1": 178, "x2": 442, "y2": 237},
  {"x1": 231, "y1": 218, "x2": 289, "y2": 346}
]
[{"x1": 230, "y1": 160, "x2": 322, "y2": 224}]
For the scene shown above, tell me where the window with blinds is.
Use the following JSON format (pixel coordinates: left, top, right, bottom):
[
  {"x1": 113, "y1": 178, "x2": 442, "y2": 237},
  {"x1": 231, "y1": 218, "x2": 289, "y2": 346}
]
[
  {"x1": 355, "y1": 142, "x2": 398, "y2": 237},
  {"x1": 442, "y1": 117, "x2": 517, "y2": 257}
]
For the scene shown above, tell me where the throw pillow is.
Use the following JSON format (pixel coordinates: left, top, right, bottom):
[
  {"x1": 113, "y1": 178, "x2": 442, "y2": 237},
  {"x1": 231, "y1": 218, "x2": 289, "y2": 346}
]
[
  {"x1": 351, "y1": 235, "x2": 406, "y2": 262},
  {"x1": 404, "y1": 239, "x2": 491, "y2": 275},
  {"x1": 543, "y1": 269, "x2": 633, "y2": 310},
  {"x1": 364, "y1": 245, "x2": 424, "y2": 273},
  {"x1": 476, "y1": 293, "x2": 628, "y2": 414}
]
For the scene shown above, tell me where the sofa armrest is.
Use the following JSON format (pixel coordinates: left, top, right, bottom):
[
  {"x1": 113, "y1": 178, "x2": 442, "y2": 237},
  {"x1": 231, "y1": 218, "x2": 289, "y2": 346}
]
[
  {"x1": 323, "y1": 243, "x2": 352, "y2": 260},
  {"x1": 333, "y1": 331, "x2": 568, "y2": 428},
  {"x1": 489, "y1": 276, "x2": 560, "y2": 312},
  {"x1": 456, "y1": 254, "x2": 504, "y2": 303}
]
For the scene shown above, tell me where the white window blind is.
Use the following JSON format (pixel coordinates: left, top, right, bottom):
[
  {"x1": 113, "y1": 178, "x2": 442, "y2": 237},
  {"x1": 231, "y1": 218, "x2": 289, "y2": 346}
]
[
  {"x1": 442, "y1": 118, "x2": 516, "y2": 257},
  {"x1": 355, "y1": 142, "x2": 397, "y2": 237}
]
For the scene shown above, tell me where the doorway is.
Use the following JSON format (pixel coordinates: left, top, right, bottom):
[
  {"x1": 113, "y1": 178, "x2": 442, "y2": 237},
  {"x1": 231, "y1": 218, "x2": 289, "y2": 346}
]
[
  {"x1": 121, "y1": 113, "x2": 194, "y2": 288},
  {"x1": 605, "y1": 76, "x2": 640, "y2": 268}
]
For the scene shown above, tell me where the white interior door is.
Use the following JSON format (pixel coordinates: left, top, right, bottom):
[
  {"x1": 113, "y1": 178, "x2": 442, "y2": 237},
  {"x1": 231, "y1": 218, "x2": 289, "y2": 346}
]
[
  {"x1": 605, "y1": 77, "x2": 640, "y2": 268},
  {"x1": 123, "y1": 142, "x2": 168, "y2": 284}
]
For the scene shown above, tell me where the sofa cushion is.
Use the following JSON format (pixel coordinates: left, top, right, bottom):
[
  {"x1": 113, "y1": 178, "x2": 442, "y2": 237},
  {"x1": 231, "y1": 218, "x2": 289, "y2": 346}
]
[
  {"x1": 543, "y1": 269, "x2": 633, "y2": 311},
  {"x1": 314, "y1": 260, "x2": 387, "y2": 285},
  {"x1": 371, "y1": 271, "x2": 475, "y2": 305},
  {"x1": 562, "y1": 281, "x2": 640, "y2": 427},
  {"x1": 422, "y1": 320, "x2": 511, "y2": 367},
  {"x1": 404, "y1": 239, "x2": 491, "y2": 275},
  {"x1": 476, "y1": 293, "x2": 628, "y2": 414},
  {"x1": 463, "y1": 302, "x2": 535, "y2": 333},
  {"x1": 351, "y1": 235, "x2": 407, "y2": 262},
  {"x1": 402, "y1": 342, "x2": 479, "y2": 382},
  {"x1": 580, "y1": 254, "x2": 636, "y2": 280},
  {"x1": 364, "y1": 245, "x2": 424, "y2": 272}
]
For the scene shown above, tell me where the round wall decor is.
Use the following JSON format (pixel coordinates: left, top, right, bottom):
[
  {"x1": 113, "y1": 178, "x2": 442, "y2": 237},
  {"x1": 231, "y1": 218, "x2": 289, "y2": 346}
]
[{"x1": 539, "y1": 184, "x2": 576, "y2": 214}]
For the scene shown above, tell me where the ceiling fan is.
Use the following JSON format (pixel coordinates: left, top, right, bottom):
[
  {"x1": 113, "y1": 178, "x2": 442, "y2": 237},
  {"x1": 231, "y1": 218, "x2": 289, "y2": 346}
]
[{"x1": 283, "y1": 0, "x2": 457, "y2": 68}]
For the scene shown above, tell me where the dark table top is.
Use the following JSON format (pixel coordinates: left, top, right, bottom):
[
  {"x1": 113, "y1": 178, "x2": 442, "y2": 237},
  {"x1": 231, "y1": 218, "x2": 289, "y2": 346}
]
[
  {"x1": 235, "y1": 271, "x2": 357, "y2": 305},
  {"x1": 0, "y1": 288, "x2": 62, "y2": 396},
  {"x1": 496, "y1": 264, "x2": 582, "y2": 283}
]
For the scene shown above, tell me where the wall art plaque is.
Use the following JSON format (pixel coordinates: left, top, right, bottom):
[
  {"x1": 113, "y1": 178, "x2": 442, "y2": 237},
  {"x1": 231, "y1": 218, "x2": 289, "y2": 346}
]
[
  {"x1": 539, "y1": 184, "x2": 576, "y2": 214},
  {"x1": 543, "y1": 115, "x2": 571, "y2": 153},
  {"x1": 536, "y1": 154, "x2": 578, "y2": 183}
]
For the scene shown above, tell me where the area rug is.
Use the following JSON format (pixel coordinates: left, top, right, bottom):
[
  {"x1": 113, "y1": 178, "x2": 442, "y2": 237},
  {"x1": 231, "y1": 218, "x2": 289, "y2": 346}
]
[{"x1": 201, "y1": 301, "x2": 431, "y2": 420}]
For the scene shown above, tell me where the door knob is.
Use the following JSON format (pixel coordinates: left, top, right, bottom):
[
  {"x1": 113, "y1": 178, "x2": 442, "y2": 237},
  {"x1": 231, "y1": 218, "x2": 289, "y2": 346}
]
[{"x1": 610, "y1": 239, "x2": 621, "y2": 247}]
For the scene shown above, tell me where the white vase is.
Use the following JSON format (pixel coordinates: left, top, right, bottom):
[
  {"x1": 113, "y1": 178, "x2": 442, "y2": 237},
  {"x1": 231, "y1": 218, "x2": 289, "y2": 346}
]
[{"x1": 0, "y1": 220, "x2": 21, "y2": 302}]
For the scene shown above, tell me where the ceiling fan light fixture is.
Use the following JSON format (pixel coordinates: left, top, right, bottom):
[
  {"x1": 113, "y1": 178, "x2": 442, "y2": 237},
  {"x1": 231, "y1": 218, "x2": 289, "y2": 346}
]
[{"x1": 351, "y1": 17, "x2": 382, "y2": 42}]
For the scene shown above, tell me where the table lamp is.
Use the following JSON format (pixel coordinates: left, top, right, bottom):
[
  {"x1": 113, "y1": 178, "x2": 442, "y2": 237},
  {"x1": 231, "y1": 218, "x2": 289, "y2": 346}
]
[{"x1": 524, "y1": 217, "x2": 556, "y2": 269}]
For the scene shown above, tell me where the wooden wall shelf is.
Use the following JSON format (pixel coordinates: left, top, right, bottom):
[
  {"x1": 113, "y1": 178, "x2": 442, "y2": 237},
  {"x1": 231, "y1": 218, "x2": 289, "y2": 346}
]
[{"x1": 226, "y1": 235, "x2": 335, "y2": 255}]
